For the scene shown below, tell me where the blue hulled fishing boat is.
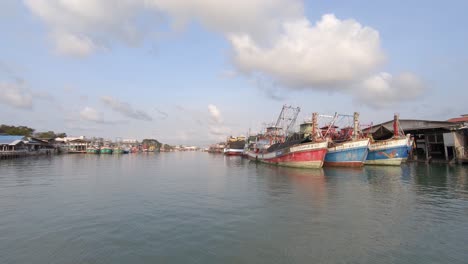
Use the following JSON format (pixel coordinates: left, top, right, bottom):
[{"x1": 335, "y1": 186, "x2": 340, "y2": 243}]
[{"x1": 365, "y1": 114, "x2": 411, "y2": 166}]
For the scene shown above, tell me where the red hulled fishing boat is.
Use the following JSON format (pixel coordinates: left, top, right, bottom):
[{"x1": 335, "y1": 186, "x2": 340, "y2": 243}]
[{"x1": 246, "y1": 106, "x2": 328, "y2": 169}]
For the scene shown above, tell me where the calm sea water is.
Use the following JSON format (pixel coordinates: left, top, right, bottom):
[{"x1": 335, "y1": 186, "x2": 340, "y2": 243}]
[{"x1": 1, "y1": 153, "x2": 468, "y2": 263}]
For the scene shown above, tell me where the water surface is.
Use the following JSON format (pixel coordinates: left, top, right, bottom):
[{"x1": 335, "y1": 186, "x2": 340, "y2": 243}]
[{"x1": 1, "y1": 153, "x2": 467, "y2": 263}]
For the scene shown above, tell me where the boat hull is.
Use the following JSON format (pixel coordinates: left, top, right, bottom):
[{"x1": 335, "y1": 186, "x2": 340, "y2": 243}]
[
  {"x1": 86, "y1": 148, "x2": 100, "y2": 154},
  {"x1": 114, "y1": 148, "x2": 126, "y2": 154},
  {"x1": 365, "y1": 137, "x2": 410, "y2": 166},
  {"x1": 100, "y1": 148, "x2": 113, "y2": 154},
  {"x1": 224, "y1": 149, "x2": 244, "y2": 156},
  {"x1": 324, "y1": 139, "x2": 370, "y2": 167},
  {"x1": 247, "y1": 141, "x2": 328, "y2": 169}
]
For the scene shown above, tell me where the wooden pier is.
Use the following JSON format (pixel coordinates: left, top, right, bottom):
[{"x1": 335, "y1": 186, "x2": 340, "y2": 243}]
[{"x1": 0, "y1": 151, "x2": 27, "y2": 160}]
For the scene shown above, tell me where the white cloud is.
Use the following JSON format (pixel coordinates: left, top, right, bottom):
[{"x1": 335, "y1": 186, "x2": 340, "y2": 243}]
[
  {"x1": 355, "y1": 72, "x2": 425, "y2": 108},
  {"x1": 229, "y1": 14, "x2": 385, "y2": 88},
  {"x1": 207, "y1": 104, "x2": 234, "y2": 138},
  {"x1": 101, "y1": 96, "x2": 152, "y2": 121},
  {"x1": 54, "y1": 32, "x2": 98, "y2": 57},
  {"x1": 24, "y1": 0, "x2": 302, "y2": 56},
  {"x1": 208, "y1": 104, "x2": 222, "y2": 123},
  {"x1": 0, "y1": 81, "x2": 33, "y2": 109},
  {"x1": 80, "y1": 106, "x2": 104, "y2": 123},
  {"x1": 208, "y1": 125, "x2": 231, "y2": 136},
  {"x1": 24, "y1": 1, "x2": 424, "y2": 108}
]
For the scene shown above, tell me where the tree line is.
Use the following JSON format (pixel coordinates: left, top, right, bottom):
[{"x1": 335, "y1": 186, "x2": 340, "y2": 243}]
[{"x1": 0, "y1": 124, "x2": 67, "y2": 138}]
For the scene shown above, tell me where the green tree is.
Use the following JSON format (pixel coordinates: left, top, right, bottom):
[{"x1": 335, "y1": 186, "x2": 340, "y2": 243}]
[
  {"x1": 35, "y1": 131, "x2": 56, "y2": 138},
  {"x1": 0, "y1": 125, "x2": 35, "y2": 136},
  {"x1": 142, "y1": 139, "x2": 162, "y2": 148},
  {"x1": 34, "y1": 131, "x2": 67, "y2": 139}
]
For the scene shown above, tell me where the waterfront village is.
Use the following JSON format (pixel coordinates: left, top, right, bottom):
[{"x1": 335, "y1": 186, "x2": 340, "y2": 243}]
[
  {"x1": 0, "y1": 124, "x2": 201, "y2": 159},
  {"x1": 1, "y1": 112, "x2": 468, "y2": 166}
]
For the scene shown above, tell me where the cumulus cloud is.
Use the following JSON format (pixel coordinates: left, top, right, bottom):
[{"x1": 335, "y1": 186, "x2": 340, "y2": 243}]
[
  {"x1": 24, "y1": 0, "x2": 424, "y2": 108},
  {"x1": 208, "y1": 104, "x2": 222, "y2": 123},
  {"x1": 354, "y1": 72, "x2": 425, "y2": 108},
  {"x1": 0, "y1": 81, "x2": 33, "y2": 109},
  {"x1": 229, "y1": 14, "x2": 385, "y2": 88},
  {"x1": 80, "y1": 106, "x2": 104, "y2": 123},
  {"x1": 54, "y1": 32, "x2": 98, "y2": 57},
  {"x1": 24, "y1": 0, "x2": 302, "y2": 56},
  {"x1": 0, "y1": 61, "x2": 54, "y2": 109},
  {"x1": 101, "y1": 96, "x2": 152, "y2": 121},
  {"x1": 207, "y1": 104, "x2": 233, "y2": 138}
]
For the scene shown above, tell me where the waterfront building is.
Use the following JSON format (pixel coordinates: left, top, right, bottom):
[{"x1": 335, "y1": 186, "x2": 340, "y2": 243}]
[
  {"x1": 364, "y1": 117, "x2": 467, "y2": 163},
  {"x1": 0, "y1": 135, "x2": 27, "y2": 158}
]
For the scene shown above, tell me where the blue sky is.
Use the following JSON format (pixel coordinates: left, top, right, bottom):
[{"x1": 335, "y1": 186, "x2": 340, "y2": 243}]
[{"x1": 0, "y1": 0, "x2": 467, "y2": 146}]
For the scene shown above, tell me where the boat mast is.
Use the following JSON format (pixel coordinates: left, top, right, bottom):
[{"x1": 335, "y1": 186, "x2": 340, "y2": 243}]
[
  {"x1": 274, "y1": 105, "x2": 300, "y2": 138},
  {"x1": 312, "y1": 112, "x2": 319, "y2": 141},
  {"x1": 353, "y1": 112, "x2": 359, "y2": 141},
  {"x1": 393, "y1": 113, "x2": 399, "y2": 138}
]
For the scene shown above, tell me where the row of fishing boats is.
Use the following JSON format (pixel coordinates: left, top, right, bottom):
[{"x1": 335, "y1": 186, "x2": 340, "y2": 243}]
[
  {"x1": 223, "y1": 106, "x2": 413, "y2": 168},
  {"x1": 86, "y1": 146, "x2": 133, "y2": 154}
]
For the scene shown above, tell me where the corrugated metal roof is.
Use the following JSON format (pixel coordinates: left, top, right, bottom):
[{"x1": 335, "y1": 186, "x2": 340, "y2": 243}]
[
  {"x1": 10, "y1": 140, "x2": 24, "y2": 146},
  {"x1": 447, "y1": 116, "x2": 468, "y2": 123},
  {"x1": 0, "y1": 135, "x2": 25, "y2": 145},
  {"x1": 364, "y1": 119, "x2": 457, "y2": 133}
]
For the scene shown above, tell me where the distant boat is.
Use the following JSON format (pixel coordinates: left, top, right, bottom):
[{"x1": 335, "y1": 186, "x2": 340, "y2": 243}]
[
  {"x1": 223, "y1": 136, "x2": 246, "y2": 156},
  {"x1": 246, "y1": 108, "x2": 328, "y2": 169},
  {"x1": 323, "y1": 112, "x2": 370, "y2": 167},
  {"x1": 122, "y1": 147, "x2": 130, "y2": 154},
  {"x1": 364, "y1": 114, "x2": 411, "y2": 166},
  {"x1": 100, "y1": 146, "x2": 113, "y2": 154},
  {"x1": 113, "y1": 147, "x2": 124, "y2": 154},
  {"x1": 86, "y1": 146, "x2": 100, "y2": 154}
]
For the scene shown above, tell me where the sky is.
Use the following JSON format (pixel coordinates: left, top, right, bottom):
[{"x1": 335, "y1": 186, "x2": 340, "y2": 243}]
[{"x1": 0, "y1": 0, "x2": 467, "y2": 146}]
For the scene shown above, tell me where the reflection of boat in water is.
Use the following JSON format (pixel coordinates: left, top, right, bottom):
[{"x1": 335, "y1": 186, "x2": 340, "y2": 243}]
[
  {"x1": 246, "y1": 108, "x2": 328, "y2": 169},
  {"x1": 256, "y1": 164, "x2": 327, "y2": 206},
  {"x1": 268, "y1": 165, "x2": 325, "y2": 178},
  {"x1": 365, "y1": 114, "x2": 411, "y2": 166}
]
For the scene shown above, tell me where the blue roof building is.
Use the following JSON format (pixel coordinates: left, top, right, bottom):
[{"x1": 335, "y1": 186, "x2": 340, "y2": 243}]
[{"x1": 0, "y1": 135, "x2": 26, "y2": 145}]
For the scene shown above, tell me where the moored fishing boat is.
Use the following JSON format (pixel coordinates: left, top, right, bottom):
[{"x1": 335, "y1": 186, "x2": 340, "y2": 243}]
[
  {"x1": 365, "y1": 114, "x2": 411, "y2": 166},
  {"x1": 246, "y1": 107, "x2": 328, "y2": 169},
  {"x1": 122, "y1": 147, "x2": 130, "y2": 154},
  {"x1": 86, "y1": 146, "x2": 100, "y2": 154},
  {"x1": 224, "y1": 136, "x2": 246, "y2": 156},
  {"x1": 113, "y1": 147, "x2": 124, "y2": 154},
  {"x1": 323, "y1": 112, "x2": 370, "y2": 167},
  {"x1": 325, "y1": 139, "x2": 369, "y2": 167},
  {"x1": 100, "y1": 146, "x2": 113, "y2": 154}
]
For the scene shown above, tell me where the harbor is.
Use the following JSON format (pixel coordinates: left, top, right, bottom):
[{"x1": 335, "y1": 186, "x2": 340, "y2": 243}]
[
  {"x1": 2, "y1": 1, "x2": 467, "y2": 263},
  {"x1": 3, "y1": 110, "x2": 467, "y2": 168},
  {"x1": 208, "y1": 108, "x2": 468, "y2": 167}
]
